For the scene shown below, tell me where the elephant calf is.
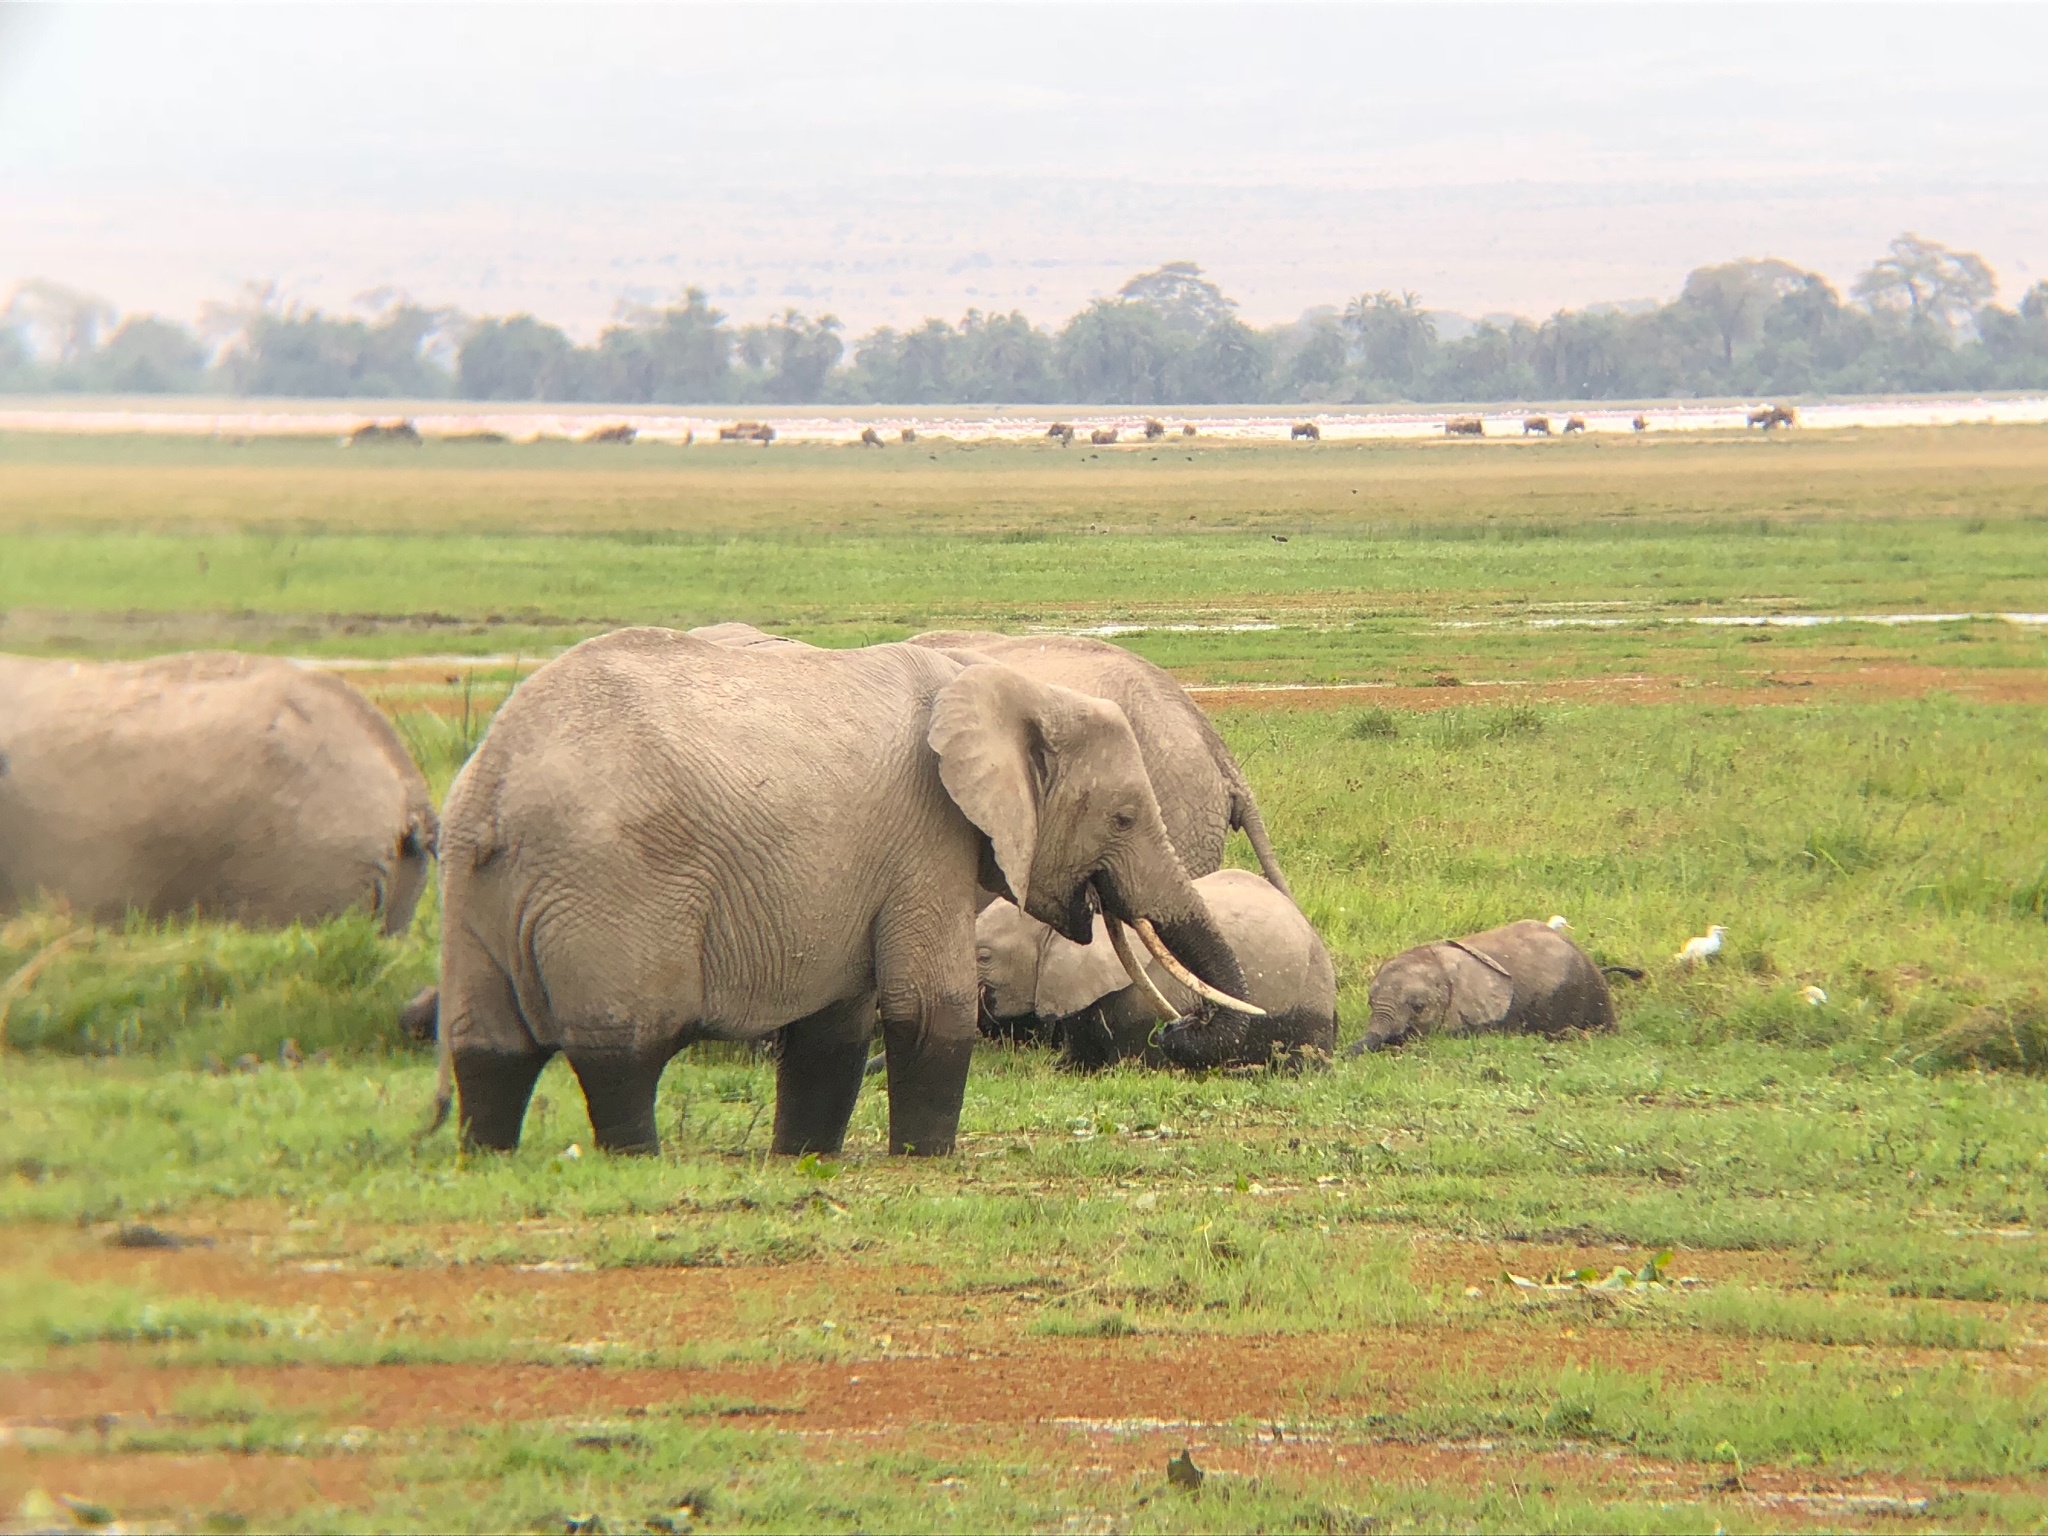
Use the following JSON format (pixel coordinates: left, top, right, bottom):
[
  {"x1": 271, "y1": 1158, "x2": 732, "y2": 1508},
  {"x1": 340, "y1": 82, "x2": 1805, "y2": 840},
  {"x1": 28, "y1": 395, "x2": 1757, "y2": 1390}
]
[
  {"x1": 1352, "y1": 919, "x2": 1616, "y2": 1052},
  {"x1": 0, "y1": 652, "x2": 436, "y2": 932},
  {"x1": 979, "y1": 869, "x2": 1336, "y2": 1070}
]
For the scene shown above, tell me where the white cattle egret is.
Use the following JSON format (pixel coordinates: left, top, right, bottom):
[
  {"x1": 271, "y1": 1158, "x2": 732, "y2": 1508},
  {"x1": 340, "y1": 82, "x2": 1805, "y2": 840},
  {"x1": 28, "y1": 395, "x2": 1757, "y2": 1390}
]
[
  {"x1": 1676, "y1": 925, "x2": 1727, "y2": 965},
  {"x1": 1546, "y1": 915, "x2": 1571, "y2": 931},
  {"x1": 1800, "y1": 985, "x2": 1828, "y2": 1006}
]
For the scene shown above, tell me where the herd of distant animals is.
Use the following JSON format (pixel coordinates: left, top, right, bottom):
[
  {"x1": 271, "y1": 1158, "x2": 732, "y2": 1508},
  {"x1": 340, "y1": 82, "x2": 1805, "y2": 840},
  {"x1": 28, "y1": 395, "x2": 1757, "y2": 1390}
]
[
  {"x1": 0, "y1": 623, "x2": 1709, "y2": 1158},
  {"x1": 343, "y1": 405, "x2": 1800, "y2": 453}
]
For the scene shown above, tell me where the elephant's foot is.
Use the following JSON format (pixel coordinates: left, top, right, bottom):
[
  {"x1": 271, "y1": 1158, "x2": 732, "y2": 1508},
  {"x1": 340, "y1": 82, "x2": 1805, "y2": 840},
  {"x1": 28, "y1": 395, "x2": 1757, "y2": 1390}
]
[
  {"x1": 453, "y1": 1046, "x2": 553, "y2": 1151},
  {"x1": 771, "y1": 997, "x2": 874, "y2": 1156},
  {"x1": 880, "y1": 1026, "x2": 975, "y2": 1156},
  {"x1": 567, "y1": 1049, "x2": 673, "y2": 1155}
]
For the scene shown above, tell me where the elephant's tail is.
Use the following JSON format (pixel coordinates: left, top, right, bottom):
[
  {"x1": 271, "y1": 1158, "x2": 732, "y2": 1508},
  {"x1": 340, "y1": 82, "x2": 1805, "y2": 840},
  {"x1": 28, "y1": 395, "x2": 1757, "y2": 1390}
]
[
  {"x1": 415, "y1": 984, "x2": 454, "y2": 1140},
  {"x1": 1230, "y1": 783, "x2": 1293, "y2": 899},
  {"x1": 1602, "y1": 965, "x2": 1647, "y2": 981}
]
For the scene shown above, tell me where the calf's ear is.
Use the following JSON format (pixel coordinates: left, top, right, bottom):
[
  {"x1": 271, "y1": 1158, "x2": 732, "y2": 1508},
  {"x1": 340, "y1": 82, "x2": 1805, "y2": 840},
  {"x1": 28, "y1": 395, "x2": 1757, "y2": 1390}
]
[
  {"x1": 930, "y1": 663, "x2": 1051, "y2": 905},
  {"x1": 1442, "y1": 946, "x2": 1514, "y2": 1031},
  {"x1": 1034, "y1": 915, "x2": 1132, "y2": 1018}
]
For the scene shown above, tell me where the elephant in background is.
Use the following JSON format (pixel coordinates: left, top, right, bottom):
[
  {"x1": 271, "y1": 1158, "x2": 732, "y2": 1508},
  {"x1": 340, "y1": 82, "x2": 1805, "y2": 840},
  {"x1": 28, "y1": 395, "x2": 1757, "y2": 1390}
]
[
  {"x1": 0, "y1": 652, "x2": 436, "y2": 934},
  {"x1": 432, "y1": 629, "x2": 1258, "y2": 1157},
  {"x1": 1350, "y1": 920, "x2": 1618, "y2": 1052},
  {"x1": 978, "y1": 868, "x2": 1335, "y2": 1070},
  {"x1": 908, "y1": 632, "x2": 1290, "y2": 896}
]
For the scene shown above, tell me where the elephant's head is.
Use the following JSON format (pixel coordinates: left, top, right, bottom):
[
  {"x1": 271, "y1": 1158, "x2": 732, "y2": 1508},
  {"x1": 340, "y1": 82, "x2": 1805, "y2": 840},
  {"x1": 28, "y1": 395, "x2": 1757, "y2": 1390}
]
[
  {"x1": 976, "y1": 899, "x2": 1131, "y2": 1031},
  {"x1": 1361, "y1": 942, "x2": 1513, "y2": 1049},
  {"x1": 931, "y1": 663, "x2": 1252, "y2": 1010}
]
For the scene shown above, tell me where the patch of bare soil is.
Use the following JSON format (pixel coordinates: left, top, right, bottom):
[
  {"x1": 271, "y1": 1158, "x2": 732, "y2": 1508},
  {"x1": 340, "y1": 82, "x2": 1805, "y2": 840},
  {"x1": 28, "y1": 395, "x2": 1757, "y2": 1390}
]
[{"x1": 0, "y1": 1450, "x2": 388, "y2": 1526}]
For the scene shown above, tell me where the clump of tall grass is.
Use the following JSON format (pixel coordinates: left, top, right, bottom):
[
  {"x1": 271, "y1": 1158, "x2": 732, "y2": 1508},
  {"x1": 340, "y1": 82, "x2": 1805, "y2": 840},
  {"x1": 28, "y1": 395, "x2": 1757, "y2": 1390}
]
[
  {"x1": 0, "y1": 902, "x2": 432, "y2": 1065},
  {"x1": 1344, "y1": 707, "x2": 1400, "y2": 741}
]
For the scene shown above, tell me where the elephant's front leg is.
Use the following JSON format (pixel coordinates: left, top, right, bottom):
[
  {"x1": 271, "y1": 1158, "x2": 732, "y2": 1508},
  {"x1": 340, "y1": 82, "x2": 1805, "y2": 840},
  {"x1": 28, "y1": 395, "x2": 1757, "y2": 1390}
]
[
  {"x1": 771, "y1": 994, "x2": 876, "y2": 1156},
  {"x1": 876, "y1": 937, "x2": 979, "y2": 1154}
]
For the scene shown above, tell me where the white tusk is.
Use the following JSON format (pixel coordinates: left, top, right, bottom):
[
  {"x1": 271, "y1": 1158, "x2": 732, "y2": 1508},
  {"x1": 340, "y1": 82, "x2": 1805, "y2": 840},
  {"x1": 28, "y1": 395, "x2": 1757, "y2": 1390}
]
[
  {"x1": 1131, "y1": 918, "x2": 1267, "y2": 1016},
  {"x1": 1104, "y1": 913, "x2": 1182, "y2": 1023}
]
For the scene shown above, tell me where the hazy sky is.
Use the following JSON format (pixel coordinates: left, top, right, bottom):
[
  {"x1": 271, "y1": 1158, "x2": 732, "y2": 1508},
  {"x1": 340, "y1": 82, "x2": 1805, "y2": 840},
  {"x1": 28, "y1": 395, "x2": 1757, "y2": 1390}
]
[{"x1": 4, "y1": 2, "x2": 2046, "y2": 336}]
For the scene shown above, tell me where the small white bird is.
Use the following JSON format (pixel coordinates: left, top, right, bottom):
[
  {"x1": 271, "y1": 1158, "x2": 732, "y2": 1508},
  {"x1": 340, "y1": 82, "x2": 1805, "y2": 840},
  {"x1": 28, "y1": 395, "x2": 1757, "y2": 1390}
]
[
  {"x1": 1676, "y1": 925, "x2": 1727, "y2": 965},
  {"x1": 1546, "y1": 915, "x2": 1571, "y2": 931},
  {"x1": 1800, "y1": 985, "x2": 1828, "y2": 1006}
]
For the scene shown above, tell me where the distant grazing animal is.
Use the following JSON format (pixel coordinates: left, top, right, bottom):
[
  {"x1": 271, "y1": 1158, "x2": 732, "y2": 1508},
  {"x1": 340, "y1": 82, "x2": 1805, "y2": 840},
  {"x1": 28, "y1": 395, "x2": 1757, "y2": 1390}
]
[
  {"x1": 1181, "y1": 424, "x2": 1198, "y2": 437},
  {"x1": 1348, "y1": 920, "x2": 1619, "y2": 1052},
  {"x1": 0, "y1": 653, "x2": 436, "y2": 933},
  {"x1": 1523, "y1": 416, "x2": 1552, "y2": 436},
  {"x1": 1290, "y1": 421, "x2": 1321, "y2": 441},
  {"x1": 1676, "y1": 925, "x2": 1727, "y2": 965},
  {"x1": 348, "y1": 420, "x2": 420, "y2": 446},
  {"x1": 1562, "y1": 415, "x2": 1587, "y2": 434},
  {"x1": 1445, "y1": 417, "x2": 1485, "y2": 437},
  {"x1": 1047, "y1": 423, "x2": 1075, "y2": 444},
  {"x1": 900, "y1": 428, "x2": 917, "y2": 444},
  {"x1": 582, "y1": 423, "x2": 637, "y2": 445},
  {"x1": 1631, "y1": 414, "x2": 1649, "y2": 433},
  {"x1": 718, "y1": 421, "x2": 777, "y2": 442},
  {"x1": 1747, "y1": 405, "x2": 1796, "y2": 430},
  {"x1": 859, "y1": 426, "x2": 885, "y2": 448},
  {"x1": 1090, "y1": 427, "x2": 1119, "y2": 445},
  {"x1": 976, "y1": 870, "x2": 1334, "y2": 1071},
  {"x1": 1144, "y1": 419, "x2": 1167, "y2": 440}
]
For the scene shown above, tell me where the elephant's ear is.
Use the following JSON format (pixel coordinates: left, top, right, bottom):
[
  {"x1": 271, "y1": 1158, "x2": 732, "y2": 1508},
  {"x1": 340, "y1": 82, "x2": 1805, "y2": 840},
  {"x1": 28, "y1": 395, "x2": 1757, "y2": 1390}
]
[
  {"x1": 1035, "y1": 915, "x2": 1133, "y2": 1018},
  {"x1": 1441, "y1": 943, "x2": 1514, "y2": 1032},
  {"x1": 930, "y1": 663, "x2": 1051, "y2": 904}
]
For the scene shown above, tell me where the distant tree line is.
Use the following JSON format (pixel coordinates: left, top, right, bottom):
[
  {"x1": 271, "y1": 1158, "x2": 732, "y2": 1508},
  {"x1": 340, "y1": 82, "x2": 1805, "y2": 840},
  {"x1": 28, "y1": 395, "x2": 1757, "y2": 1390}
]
[{"x1": 7, "y1": 237, "x2": 2047, "y2": 405}]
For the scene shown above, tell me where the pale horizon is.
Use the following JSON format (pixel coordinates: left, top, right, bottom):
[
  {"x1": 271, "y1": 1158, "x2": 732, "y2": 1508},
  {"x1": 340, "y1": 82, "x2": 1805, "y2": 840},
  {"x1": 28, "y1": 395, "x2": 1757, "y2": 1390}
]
[{"x1": 4, "y1": 2, "x2": 2045, "y2": 338}]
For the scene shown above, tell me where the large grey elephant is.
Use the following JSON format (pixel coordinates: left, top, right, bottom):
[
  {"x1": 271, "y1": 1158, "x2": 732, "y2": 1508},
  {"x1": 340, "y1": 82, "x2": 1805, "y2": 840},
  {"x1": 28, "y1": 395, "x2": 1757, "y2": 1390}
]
[
  {"x1": 979, "y1": 868, "x2": 1335, "y2": 1070},
  {"x1": 907, "y1": 632, "x2": 1290, "y2": 895},
  {"x1": 0, "y1": 652, "x2": 435, "y2": 933},
  {"x1": 1350, "y1": 920, "x2": 1619, "y2": 1052},
  {"x1": 430, "y1": 628, "x2": 1257, "y2": 1157}
]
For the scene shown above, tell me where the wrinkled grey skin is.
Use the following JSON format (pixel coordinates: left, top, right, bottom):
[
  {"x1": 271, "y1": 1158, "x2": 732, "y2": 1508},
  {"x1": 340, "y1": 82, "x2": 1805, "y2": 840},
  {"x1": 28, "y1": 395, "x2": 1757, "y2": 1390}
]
[
  {"x1": 979, "y1": 869, "x2": 1335, "y2": 1070},
  {"x1": 0, "y1": 652, "x2": 435, "y2": 933},
  {"x1": 1353, "y1": 920, "x2": 1615, "y2": 1052},
  {"x1": 905, "y1": 633, "x2": 1290, "y2": 896},
  {"x1": 688, "y1": 626, "x2": 1289, "y2": 894},
  {"x1": 433, "y1": 628, "x2": 1248, "y2": 1158}
]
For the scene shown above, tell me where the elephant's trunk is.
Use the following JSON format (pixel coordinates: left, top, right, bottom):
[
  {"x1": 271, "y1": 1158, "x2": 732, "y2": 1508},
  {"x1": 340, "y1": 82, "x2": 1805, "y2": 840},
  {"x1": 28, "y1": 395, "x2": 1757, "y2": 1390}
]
[
  {"x1": 1361, "y1": 1004, "x2": 1404, "y2": 1050},
  {"x1": 1132, "y1": 919, "x2": 1264, "y2": 1016},
  {"x1": 1093, "y1": 850, "x2": 1250, "y2": 1010}
]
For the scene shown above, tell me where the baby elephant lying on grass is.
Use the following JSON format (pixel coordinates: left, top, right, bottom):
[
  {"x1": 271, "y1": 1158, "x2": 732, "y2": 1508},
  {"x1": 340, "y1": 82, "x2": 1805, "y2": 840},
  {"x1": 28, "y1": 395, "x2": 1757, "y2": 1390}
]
[
  {"x1": 978, "y1": 869, "x2": 1337, "y2": 1070},
  {"x1": 1351, "y1": 919, "x2": 1628, "y2": 1052}
]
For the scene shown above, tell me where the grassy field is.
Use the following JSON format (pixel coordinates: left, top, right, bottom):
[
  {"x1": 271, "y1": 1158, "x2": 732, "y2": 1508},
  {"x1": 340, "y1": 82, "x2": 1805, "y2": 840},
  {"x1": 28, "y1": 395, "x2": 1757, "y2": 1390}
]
[{"x1": 3, "y1": 426, "x2": 2048, "y2": 1531}]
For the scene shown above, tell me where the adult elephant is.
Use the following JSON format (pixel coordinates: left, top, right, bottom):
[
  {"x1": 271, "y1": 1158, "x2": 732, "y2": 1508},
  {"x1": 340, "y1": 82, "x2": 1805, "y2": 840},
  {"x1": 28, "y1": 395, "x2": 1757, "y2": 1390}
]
[
  {"x1": 0, "y1": 652, "x2": 435, "y2": 933},
  {"x1": 908, "y1": 632, "x2": 1291, "y2": 896},
  {"x1": 431, "y1": 629, "x2": 1257, "y2": 1158}
]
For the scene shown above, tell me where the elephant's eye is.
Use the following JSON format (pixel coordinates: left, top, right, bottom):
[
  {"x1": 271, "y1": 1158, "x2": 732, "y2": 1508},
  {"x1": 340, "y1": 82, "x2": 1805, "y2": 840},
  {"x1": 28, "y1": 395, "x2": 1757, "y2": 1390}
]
[
  {"x1": 976, "y1": 947, "x2": 993, "y2": 964},
  {"x1": 1111, "y1": 809, "x2": 1137, "y2": 832}
]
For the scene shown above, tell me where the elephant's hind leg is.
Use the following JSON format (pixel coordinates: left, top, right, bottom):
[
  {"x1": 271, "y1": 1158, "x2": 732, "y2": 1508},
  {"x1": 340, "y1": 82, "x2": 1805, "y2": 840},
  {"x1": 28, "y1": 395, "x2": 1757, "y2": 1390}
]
[
  {"x1": 771, "y1": 994, "x2": 875, "y2": 1156},
  {"x1": 446, "y1": 950, "x2": 551, "y2": 1152}
]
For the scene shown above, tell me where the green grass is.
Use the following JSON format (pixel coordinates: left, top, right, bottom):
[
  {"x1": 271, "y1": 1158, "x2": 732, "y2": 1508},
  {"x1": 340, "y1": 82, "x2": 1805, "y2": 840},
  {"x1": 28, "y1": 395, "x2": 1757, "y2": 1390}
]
[{"x1": 6, "y1": 427, "x2": 2048, "y2": 1530}]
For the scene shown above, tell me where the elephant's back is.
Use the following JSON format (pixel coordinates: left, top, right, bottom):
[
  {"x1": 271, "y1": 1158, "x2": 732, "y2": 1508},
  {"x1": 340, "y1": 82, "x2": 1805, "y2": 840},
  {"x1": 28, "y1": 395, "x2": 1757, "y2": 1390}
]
[
  {"x1": 0, "y1": 652, "x2": 428, "y2": 924},
  {"x1": 1468, "y1": 919, "x2": 1613, "y2": 1033},
  {"x1": 452, "y1": 628, "x2": 963, "y2": 881},
  {"x1": 1198, "y1": 869, "x2": 1333, "y2": 1014}
]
